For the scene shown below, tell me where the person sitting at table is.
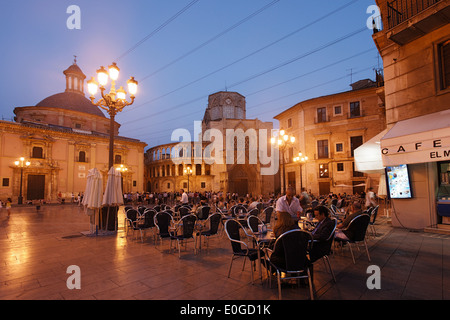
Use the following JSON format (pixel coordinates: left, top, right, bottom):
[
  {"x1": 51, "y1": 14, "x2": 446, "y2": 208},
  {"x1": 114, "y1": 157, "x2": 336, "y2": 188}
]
[
  {"x1": 335, "y1": 201, "x2": 363, "y2": 241},
  {"x1": 275, "y1": 185, "x2": 303, "y2": 222},
  {"x1": 308, "y1": 205, "x2": 336, "y2": 263},
  {"x1": 261, "y1": 211, "x2": 299, "y2": 270}
]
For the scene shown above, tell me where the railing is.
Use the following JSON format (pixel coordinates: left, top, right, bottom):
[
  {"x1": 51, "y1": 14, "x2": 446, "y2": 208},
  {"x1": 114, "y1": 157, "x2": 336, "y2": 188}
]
[{"x1": 387, "y1": 0, "x2": 442, "y2": 29}]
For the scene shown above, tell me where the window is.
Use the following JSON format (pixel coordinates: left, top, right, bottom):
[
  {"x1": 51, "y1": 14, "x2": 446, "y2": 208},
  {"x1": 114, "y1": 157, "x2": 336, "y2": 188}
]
[
  {"x1": 201, "y1": 182, "x2": 206, "y2": 189},
  {"x1": 317, "y1": 140, "x2": 329, "y2": 159},
  {"x1": 78, "y1": 151, "x2": 86, "y2": 162},
  {"x1": 334, "y1": 105, "x2": 342, "y2": 115},
  {"x1": 196, "y1": 164, "x2": 202, "y2": 175},
  {"x1": 133, "y1": 181, "x2": 137, "y2": 187},
  {"x1": 337, "y1": 163, "x2": 344, "y2": 172},
  {"x1": 114, "y1": 154, "x2": 122, "y2": 164},
  {"x1": 32, "y1": 146, "x2": 43, "y2": 159},
  {"x1": 287, "y1": 118, "x2": 292, "y2": 128},
  {"x1": 183, "y1": 182, "x2": 188, "y2": 189},
  {"x1": 75, "y1": 123, "x2": 81, "y2": 129},
  {"x1": 167, "y1": 183, "x2": 170, "y2": 189},
  {"x1": 335, "y1": 143, "x2": 343, "y2": 153},
  {"x1": 2, "y1": 178, "x2": 9, "y2": 187},
  {"x1": 350, "y1": 136, "x2": 363, "y2": 157},
  {"x1": 438, "y1": 39, "x2": 450, "y2": 90},
  {"x1": 319, "y1": 163, "x2": 329, "y2": 178},
  {"x1": 317, "y1": 107, "x2": 327, "y2": 123},
  {"x1": 349, "y1": 101, "x2": 361, "y2": 118}
]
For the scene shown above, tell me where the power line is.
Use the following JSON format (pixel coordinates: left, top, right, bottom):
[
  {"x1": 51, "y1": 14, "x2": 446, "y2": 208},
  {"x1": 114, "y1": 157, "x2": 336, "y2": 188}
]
[
  {"x1": 138, "y1": 0, "x2": 281, "y2": 83},
  {"x1": 115, "y1": 0, "x2": 201, "y2": 61},
  {"x1": 122, "y1": 0, "x2": 360, "y2": 115},
  {"x1": 120, "y1": 26, "x2": 367, "y2": 126}
]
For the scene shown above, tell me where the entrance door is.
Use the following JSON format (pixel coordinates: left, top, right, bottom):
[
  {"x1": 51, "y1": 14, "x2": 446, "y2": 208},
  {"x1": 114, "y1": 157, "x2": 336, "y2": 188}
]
[
  {"x1": 234, "y1": 179, "x2": 248, "y2": 197},
  {"x1": 319, "y1": 181, "x2": 330, "y2": 196},
  {"x1": 27, "y1": 175, "x2": 45, "y2": 200}
]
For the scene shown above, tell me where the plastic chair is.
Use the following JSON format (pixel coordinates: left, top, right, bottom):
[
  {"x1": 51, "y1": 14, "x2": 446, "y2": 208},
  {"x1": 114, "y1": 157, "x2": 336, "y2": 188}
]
[
  {"x1": 335, "y1": 214, "x2": 371, "y2": 264},
  {"x1": 224, "y1": 219, "x2": 262, "y2": 284},
  {"x1": 199, "y1": 212, "x2": 222, "y2": 252},
  {"x1": 196, "y1": 206, "x2": 211, "y2": 220},
  {"x1": 170, "y1": 214, "x2": 197, "y2": 258},
  {"x1": 263, "y1": 229, "x2": 314, "y2": 300},
  {"x1": 262, "y1": 206, "x2": 274, "y2": 224},
  {"x1": 247, "y1": 215, "x2": 265, "y2": 234},
  {"x1": 135, "y1": 209, "x2": 157, "y2": 242},
  {"x1": 153, "y1": 211, "x2": 174, "y2": 248}
]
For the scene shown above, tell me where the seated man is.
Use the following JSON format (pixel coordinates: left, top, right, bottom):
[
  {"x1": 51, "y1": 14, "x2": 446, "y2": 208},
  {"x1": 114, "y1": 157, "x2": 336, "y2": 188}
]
[
  {"x1": 335, "y1": 201, "x2": 363, "y2": 241},
  {"x1": 309, "y1": 206, "x2": 336, "y2": 263}
]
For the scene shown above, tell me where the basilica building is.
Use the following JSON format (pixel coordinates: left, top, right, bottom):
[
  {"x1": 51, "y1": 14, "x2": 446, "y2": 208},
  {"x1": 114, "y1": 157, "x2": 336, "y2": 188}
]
[
  {"x1": 0, "y1": 60, "x2": 146, "y2": 203},
  {"x1": 145, "y1": 91, "x2": 276, "y2": 197}
]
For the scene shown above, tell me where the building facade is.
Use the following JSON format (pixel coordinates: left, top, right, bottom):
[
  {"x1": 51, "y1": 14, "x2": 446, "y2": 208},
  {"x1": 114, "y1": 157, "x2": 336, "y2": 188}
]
[
  {"x1": 0, "y1": 60, "x2": 146, "y2": 203},
  {"x1": 369, "y1": 0, "x2": 450, "y2": 230},
  {"x1": 145, "y1": 91, "x2": 276, "y2": 197},
  {"x1": 274, "y1": 79, "x2": 386, "y2": 196}
]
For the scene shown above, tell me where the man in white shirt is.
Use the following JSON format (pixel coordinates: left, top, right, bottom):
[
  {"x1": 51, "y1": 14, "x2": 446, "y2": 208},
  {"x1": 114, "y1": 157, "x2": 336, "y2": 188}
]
[
  {"x1": 180, "y1": 189, "x2": 189, "y2": 205},
  {"x1": 276, "y1": 185, "x2": 303, "y2": 222}
]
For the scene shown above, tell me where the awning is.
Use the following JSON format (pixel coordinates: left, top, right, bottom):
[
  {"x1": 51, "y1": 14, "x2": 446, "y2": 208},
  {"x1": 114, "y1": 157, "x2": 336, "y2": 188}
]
[
  {"x1": 354, "y1": 129, "x2": 388, "y2": 174},
  {"x1": 380, "y1": 109, "x2": 450, "y2": 166}
]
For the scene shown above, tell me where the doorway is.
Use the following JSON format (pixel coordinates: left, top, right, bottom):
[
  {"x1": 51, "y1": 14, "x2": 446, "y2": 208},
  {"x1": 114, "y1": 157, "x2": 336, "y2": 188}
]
[{"x1": 27, "y1": 175, "x2": 45, "y2": 200}]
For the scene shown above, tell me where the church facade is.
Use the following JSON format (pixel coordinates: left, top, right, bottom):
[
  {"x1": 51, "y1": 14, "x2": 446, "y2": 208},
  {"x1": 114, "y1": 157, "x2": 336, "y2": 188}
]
[
  {"x1": 145, "y1": 91, "x2": 276, "y2": 197},
  {"x1": 0, "y1": 60, "x2": 146, "y2": 203}
]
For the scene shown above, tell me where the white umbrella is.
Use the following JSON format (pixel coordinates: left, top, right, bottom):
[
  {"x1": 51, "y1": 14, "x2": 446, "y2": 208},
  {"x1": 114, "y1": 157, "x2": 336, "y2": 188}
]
[
  {"x1": 102, "y1": 167, "x2": 123, "y2": 232},
  {"x1": 81, "y1": 168, "x2": 103, "y2": 235}
]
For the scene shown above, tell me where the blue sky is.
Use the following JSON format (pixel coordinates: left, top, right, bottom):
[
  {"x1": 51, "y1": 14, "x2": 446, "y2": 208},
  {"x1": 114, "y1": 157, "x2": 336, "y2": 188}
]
[{"x1": 0, "y1": 0, "x2": 380, "y2": 149}]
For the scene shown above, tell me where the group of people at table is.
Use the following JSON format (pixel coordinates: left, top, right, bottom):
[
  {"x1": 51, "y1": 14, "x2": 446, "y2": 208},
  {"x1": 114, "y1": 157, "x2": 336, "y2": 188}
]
[{"x1": 268, "y1": 185, "x2": 368, "y2": 269}]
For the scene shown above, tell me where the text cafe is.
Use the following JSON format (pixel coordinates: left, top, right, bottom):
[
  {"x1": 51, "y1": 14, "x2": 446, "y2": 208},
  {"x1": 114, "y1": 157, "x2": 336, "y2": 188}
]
[{"x1": 380, "y1": 109, "x2": 450, "y2": 232}]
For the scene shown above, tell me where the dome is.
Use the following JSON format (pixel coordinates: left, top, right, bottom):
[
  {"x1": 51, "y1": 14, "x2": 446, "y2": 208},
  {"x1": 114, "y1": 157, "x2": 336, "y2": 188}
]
[{"x1": 36, "y1": 92, "x2": 106, "y2": 117}]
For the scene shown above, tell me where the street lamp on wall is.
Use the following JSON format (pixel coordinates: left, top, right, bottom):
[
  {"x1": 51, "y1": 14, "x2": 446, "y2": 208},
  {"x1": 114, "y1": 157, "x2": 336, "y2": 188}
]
[
  {"x1": 271, "y1": 129, "x2": 295, "y2": 195},
  {"x1": 87, "y1": 62, "x2": 138, "y2": 170},
  {"x1": 14, "y1": 157, "x2": 31, "y2": 204}
]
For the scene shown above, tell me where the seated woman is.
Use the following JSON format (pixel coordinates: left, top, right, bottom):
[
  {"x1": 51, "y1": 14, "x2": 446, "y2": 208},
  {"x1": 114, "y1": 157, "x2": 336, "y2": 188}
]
[{"x1": 263, "y1": 211, "x2": 299, "y2": 269}]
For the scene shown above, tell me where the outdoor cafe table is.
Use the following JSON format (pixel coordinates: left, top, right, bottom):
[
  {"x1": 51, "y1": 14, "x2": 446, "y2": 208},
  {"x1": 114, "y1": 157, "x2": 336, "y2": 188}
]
[{"x1": 253, "y1": 230, "x2": 276, "y2": 282}]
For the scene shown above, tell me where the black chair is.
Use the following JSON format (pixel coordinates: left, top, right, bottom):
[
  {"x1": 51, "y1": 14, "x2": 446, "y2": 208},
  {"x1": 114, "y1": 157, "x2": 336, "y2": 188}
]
[
  {"x1": 178, "y1": 206, "x2": 191, "y2": 217},
  {"x1": 224, "y1": 219, "x2": 262, "y2": 284},
  {"x1": 170, "y1": 214, "x2": 197, "y2": 258},
  {"x1": 262, "y1": 206, "x2": 274, "y2": 225},
  {"x1": 153, "y1": 211, "x2": 174, "y2": 248},
  {"x1": 137, "y1": 206, "x2": 146, "y2": 215},
  {"x1": 153, "y1": 205, "x2": 161, "y2": 212},
  {"x1": 335, "y1": 214, "x2": 371, "y2": 264},
  {"x1": 247, "y1": 208, "x2": 259, "y2": 217},
  {"x1": 124, "y1": 209, "x2": 138, "y2": 236},
  {"x1": 135, "y1": 209, "x2": 157, "y2": 242},
  {"x1": 196, "y1": 206, "x2": 211, "y2": 220},
  {"x1": 369, "y1": 205, "x2": 379, "y2": 237},
  {"x1": 247, "y1": 215, "x2": 265, "y2": 234},
  {"x1": 199, "y1": 212, "x2": 222, "y2": 252},
  {"x1": 263, "y1": 229, "x2": 314, "y2": 300},
  {"x1": 310, "y1": 218, "x2": 337, "y2": 283}
]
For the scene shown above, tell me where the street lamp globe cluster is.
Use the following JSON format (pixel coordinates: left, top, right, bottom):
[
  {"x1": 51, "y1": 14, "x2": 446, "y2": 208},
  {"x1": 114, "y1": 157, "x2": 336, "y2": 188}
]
[
  {"x1": 15, "y1": 157, "x2": 31, "y2": 205},
  {"x1": 87, "y1": 62, "x2": 138, "y2": 169},
  {"x1": 184, "y1": 166, "x2": 193, "y2": 193}
]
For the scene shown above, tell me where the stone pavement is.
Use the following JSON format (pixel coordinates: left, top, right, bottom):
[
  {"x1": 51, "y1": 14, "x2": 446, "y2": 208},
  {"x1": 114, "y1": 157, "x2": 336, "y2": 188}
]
[{"x1": 1, "y1": 204, "x2": 450, "y2": 300}]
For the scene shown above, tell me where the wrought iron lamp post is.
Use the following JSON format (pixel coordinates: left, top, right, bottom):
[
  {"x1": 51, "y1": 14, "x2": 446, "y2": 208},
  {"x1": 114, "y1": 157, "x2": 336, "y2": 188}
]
[
  {"x1": 271, "y1": 130, "x2": 295, "y2": 195},
  {"x1": 14, "y1": 157, "x2": 31, "y2": 204},
  {"x1": 87, "y1": 63, "x2": 138, "y2": 170}
]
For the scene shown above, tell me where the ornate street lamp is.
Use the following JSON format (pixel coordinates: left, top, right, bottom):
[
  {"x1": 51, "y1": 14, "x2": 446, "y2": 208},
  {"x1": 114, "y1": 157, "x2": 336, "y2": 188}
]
[
  {"x1": 184, "y1": 166, "x2": 193, "y2": 193},
  {"x1": 87, "y1": 62, "x2": 138, "y2": 170},
  {"x1": 293, "y1": 152, "x2": 309, "y2": 192},
  {"x1": 271, "y1": 129, "x2": 295, "y2": 195},
  {"x1": 14, "y1": 157, "x2": 31, "y2": 204}
]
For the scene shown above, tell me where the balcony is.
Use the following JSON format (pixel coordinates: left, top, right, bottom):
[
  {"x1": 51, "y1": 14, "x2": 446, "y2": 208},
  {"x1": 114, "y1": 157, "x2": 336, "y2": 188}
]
[{"x1": 386, "y1": 0, "x2": 450, "y2": 45}]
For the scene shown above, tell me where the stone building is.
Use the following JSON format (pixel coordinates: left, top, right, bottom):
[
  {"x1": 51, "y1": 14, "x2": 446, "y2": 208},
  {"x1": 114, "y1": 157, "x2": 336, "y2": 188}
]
[
  {"x1": 0, "y1": 60, "x2": 146, "y2": 203},
  {"x1": 274, "y1": 79, "x2": 386, "y2": 196},
  {"x1": 145, "y1": 91, "x2": 276, "y2": 197},
  {"x1": 365, "y1": 0, "x2": 450, "y2": 230}
]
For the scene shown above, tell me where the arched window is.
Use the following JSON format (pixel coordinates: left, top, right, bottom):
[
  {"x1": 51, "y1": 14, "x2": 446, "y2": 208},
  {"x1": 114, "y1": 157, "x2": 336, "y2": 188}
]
[{"x1": 32, "y1": 146, "x2": 43, "y2": 159}]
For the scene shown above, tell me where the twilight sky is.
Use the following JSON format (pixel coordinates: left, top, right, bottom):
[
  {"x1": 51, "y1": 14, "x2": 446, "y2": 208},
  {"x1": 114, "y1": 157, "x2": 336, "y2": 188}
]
[{"x1": 0, "y1": 0, "x2": 381, "y2": 149}]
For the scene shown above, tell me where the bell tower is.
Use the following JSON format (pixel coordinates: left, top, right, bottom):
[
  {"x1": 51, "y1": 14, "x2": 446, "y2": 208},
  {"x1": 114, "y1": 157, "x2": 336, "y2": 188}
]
[{"x1": 63, "y1": 56, "x2": 86, "y2": 96}]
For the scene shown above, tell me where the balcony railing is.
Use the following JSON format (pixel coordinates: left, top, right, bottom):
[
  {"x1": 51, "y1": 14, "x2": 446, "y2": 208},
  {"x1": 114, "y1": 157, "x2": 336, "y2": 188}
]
[{"x1": 387, "y1": 0, "x2": 442, "y2": 29}]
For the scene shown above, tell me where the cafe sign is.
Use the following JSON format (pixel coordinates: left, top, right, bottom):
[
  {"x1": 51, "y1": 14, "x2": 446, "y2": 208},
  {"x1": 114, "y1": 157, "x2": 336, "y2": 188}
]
[{"x1": 380, "y1": 133, "x2": 450, "y2": 166}]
